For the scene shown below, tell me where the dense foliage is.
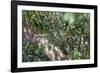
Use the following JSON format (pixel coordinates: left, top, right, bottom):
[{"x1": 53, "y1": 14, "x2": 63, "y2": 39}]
[{"x1": 22, "y1": 10, "x2": 90, "y2": 62}]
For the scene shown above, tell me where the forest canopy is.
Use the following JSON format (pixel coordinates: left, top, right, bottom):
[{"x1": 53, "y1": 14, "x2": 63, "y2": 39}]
[{"x1": 22, "y1": 10, "x2": 90, "y2": 62}]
